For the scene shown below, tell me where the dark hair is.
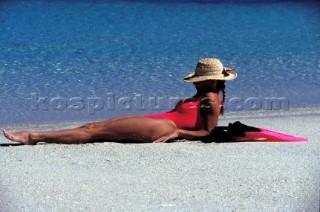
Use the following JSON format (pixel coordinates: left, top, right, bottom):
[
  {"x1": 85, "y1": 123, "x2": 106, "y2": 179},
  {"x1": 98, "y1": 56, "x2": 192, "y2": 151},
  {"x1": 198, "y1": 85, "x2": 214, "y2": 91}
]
[{"x1": 216, "y1": 80, "x2": 226, "y2": 115}]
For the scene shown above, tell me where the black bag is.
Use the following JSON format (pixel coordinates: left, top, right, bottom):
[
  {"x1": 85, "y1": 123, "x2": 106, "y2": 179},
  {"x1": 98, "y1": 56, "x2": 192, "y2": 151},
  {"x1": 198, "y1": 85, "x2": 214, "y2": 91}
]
[{"x1": 200, "y1": 121, "x2": 261, "y2": 143}]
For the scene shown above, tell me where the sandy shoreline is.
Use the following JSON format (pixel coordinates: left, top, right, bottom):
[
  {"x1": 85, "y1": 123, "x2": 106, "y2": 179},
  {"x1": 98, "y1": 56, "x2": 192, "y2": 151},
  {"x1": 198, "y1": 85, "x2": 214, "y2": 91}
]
[{"x1": 0, "y1": 109, "x2": 319, "y2": 211}]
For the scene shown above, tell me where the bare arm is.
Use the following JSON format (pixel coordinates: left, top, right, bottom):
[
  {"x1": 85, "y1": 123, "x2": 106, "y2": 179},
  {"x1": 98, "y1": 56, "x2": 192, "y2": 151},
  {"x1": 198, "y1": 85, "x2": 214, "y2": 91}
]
[{"x1": 178, "y1": 92, "x2": 220, "y2": 140}]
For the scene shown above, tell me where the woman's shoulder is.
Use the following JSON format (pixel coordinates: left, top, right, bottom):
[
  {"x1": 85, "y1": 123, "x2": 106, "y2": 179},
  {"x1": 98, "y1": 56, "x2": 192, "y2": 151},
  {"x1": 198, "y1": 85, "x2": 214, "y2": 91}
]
[
  {"x1": 193, "y1": 92, "x2": 220, "y2": 104},
  {"x1": 201, "y1": 92, "x2": 221, "y2": 106},
  {"x1": 199, "y1": 92, "x2": 220, "y2": 115},
  {"x1": 203, "y1": 91, "x2": 219, "y2": 99}
]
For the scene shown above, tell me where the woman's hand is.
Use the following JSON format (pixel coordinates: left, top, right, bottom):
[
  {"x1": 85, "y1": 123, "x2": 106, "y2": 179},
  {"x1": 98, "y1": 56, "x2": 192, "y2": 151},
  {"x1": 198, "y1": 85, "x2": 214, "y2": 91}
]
[{"x1": 153, "y1": 129, "x2": 180, "y2": 143}]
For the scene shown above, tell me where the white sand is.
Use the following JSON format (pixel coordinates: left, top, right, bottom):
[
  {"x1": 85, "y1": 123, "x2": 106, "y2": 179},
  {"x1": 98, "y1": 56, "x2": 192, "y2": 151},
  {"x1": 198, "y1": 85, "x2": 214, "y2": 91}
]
[{"x1": 0, "y1": 109, "x2": 319, "y2": 211}]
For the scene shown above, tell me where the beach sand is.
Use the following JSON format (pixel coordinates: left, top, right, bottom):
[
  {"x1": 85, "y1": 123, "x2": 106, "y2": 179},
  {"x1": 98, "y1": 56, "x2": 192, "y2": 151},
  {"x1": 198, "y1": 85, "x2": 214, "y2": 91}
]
[{"x1": 0, "y1": 109, "x2": 319, "y2": 211}]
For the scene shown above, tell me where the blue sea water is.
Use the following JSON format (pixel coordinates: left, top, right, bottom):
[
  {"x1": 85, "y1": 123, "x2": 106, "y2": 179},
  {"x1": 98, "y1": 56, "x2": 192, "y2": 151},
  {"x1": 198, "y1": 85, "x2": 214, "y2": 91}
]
[{"x1": 0, "y1": 0, "x2": 319, "y2": 124}]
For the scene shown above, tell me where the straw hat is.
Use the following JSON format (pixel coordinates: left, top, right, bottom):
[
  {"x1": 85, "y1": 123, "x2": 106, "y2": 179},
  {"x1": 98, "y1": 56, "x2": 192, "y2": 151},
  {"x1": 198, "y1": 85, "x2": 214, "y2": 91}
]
[{"x1": 183, "y1": 58, "x2": 237, "y2": 82}]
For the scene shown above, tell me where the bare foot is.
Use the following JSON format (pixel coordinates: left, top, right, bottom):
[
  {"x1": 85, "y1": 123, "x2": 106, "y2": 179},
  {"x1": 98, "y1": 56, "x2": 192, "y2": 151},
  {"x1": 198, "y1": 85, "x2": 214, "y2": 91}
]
[{"x1": 2, "y1": 130, "x2": 36, "y2": 145}]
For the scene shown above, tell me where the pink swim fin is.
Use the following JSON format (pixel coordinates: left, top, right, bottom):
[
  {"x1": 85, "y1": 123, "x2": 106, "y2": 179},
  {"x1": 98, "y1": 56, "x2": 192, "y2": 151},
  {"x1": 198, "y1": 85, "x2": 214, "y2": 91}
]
[
  {"x1": 234, "y1": 127, "x2": 308, "y2": 142},
  {"x1": 208, "y1": 121, "x2": 308, "y2": 142}
]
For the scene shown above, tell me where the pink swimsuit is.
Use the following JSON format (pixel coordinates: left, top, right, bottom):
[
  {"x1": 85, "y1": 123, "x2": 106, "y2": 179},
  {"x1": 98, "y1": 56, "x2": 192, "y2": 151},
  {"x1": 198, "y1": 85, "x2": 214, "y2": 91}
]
[{"x1": 145, "y1": 94, "x2": 221, "y2": 130}]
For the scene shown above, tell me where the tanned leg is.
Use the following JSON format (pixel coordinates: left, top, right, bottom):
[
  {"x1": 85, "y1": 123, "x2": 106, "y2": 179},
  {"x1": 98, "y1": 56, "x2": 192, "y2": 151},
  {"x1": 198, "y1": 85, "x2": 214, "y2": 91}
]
[
  {"x1": 2, "y1": 116, "x2": 176, "y2": 145},
  {"x1": 3, "y1": 127, "x2": 93, "y2": 145}
]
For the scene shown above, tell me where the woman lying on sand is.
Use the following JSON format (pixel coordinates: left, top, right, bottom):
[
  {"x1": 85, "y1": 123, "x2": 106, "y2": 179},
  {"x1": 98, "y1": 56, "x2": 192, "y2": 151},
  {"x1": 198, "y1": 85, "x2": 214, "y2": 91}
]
[{"x1": 3, "y1": 58, "x2": 237, "y2": 145}]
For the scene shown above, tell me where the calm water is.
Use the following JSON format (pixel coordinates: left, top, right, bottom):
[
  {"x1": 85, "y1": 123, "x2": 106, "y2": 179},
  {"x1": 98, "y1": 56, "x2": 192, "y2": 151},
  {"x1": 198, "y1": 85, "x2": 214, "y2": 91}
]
[{"x1": 0, "y1": 0, "x2": 319, "y2": 124}]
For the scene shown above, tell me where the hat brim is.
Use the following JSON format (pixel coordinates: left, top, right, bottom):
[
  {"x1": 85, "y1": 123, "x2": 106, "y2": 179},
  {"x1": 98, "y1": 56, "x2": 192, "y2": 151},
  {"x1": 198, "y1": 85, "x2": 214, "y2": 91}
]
[{"x1": 183, "y1": 70, "x2": 237, "y2": 82}]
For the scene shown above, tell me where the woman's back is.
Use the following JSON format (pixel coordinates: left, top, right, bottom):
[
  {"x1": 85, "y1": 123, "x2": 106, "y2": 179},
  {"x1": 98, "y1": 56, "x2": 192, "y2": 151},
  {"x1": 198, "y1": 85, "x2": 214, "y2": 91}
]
[{"x1": 145, "y1": 93, "x2": 221, "y2": 130}]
